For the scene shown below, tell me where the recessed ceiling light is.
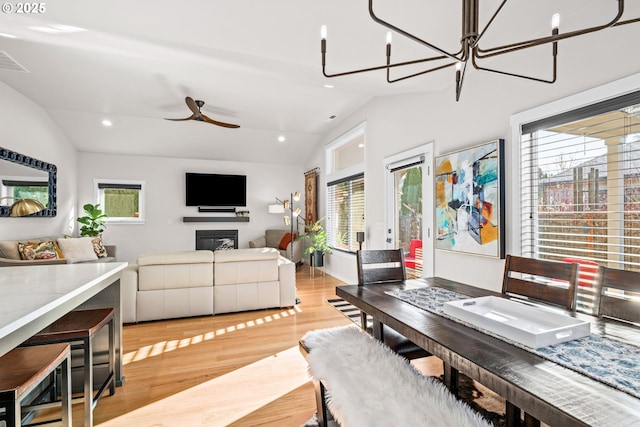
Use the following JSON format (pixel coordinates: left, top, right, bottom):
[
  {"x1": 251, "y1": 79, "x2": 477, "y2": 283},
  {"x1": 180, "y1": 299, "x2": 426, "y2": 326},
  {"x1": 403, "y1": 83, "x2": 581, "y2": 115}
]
[
  {"x1": 101, "y1": 119, "x2": 112, "y2": 127},
  {"x1": 323, "y1": 84, "x2": 334, "y2": 89},
  {"x1": 358, "y1": 143, "x2": 364, "y2": 148},
  {"x1": 278, "y1": 135, "x2": 286, "y2": 143},
  {"x1": 0, "y1": 33, "x2": 17, "y2": 39}
]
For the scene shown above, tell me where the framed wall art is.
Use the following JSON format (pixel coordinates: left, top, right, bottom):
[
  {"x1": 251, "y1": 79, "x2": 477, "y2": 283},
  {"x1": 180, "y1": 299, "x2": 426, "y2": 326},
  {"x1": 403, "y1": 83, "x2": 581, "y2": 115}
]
[{"x1": 435, "y1": 139, "x2": 505, "y2": 258}]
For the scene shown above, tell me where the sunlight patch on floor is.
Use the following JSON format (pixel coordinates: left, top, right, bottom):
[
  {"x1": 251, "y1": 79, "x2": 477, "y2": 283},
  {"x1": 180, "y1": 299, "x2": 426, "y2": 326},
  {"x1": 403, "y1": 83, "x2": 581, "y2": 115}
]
[
  {"x1": 122, "y1": 306, "x2": 302, "y2": 365},
  {"x1": 99, "y1": 346, "x2": 311, "y2": 427}
]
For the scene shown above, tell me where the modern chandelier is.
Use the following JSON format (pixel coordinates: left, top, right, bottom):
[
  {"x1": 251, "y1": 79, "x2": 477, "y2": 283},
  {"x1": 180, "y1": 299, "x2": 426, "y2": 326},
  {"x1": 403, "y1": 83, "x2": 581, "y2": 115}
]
[{"x1": 320, "y1": 0, "x2": 639, "y2": 101}]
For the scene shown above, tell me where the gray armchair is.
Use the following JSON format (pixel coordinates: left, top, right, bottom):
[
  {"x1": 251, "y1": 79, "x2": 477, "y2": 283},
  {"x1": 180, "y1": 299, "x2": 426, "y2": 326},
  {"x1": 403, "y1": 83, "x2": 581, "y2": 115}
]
[{"x1": 249, "y1": 229, "x2": 302, "y2": 264}]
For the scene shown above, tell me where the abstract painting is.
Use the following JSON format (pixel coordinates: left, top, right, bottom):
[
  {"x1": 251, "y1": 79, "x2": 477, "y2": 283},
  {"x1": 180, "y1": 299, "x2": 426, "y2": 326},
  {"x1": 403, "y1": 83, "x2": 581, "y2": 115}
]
[{"x1": 435, "y1": 139, "x2": 505, "y2": 258}]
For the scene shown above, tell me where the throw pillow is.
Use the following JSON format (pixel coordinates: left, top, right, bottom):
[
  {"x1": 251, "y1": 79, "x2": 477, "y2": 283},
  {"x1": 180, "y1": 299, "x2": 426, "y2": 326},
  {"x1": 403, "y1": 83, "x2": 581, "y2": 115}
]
[
  {"x1": 278, "y1": 233, "x2": 292, "y2": 250},
  {"x1": 91, "y1": 236, "x2": 108, "y2": 258},
  {"x1": 18, "y1": 240, "x2": 61, "y2": 261},
  {"x1": 278, "y1": 232, "x2": 298, "y2": 250},
  {"x1": 56, "y1": 237, "x2": 98, "y2": 263}
]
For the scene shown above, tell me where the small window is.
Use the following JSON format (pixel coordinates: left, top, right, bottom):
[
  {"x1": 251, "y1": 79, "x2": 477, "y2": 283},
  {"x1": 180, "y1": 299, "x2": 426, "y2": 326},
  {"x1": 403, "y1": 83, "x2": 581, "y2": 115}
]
[
  {"x1": 95, "y1": 179, "x2": 145, "y2": 223},
  {"x1": 326, "y1": 122, "x2": 366, "y2": 253}
]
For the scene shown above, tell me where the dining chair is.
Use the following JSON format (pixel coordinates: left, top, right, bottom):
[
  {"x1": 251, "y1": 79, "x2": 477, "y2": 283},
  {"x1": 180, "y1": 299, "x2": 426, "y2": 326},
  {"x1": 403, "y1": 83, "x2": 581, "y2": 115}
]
[
  {"x1": 356, "y1": 249, "x2": 431, "y2": 360},
  {"x1": 502, "y1": 254, "x2": 580, "y2": 427},
  {"x1": 598, "y1": 266, "x2": 640, "y2": 324},
  {"x1": 502, "y1": 254, "x2": 580, "y2": 311}
]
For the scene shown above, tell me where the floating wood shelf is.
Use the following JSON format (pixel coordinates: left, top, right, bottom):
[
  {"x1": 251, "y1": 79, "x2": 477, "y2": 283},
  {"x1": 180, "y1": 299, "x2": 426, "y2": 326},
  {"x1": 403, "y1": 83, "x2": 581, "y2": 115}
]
[{"x1": 182, "y1": 217, "x2": 250, "y2": 223}]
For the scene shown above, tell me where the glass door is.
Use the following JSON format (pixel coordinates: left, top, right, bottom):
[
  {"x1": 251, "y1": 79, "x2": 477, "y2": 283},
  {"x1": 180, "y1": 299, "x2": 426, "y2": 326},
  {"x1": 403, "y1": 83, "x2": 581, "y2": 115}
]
[
  {"x1": 384, "y1": 143, "x2": 434, "y2": 279},
  {"x1": 391, "y1": 165, "x2": 423, "y2": 278}
]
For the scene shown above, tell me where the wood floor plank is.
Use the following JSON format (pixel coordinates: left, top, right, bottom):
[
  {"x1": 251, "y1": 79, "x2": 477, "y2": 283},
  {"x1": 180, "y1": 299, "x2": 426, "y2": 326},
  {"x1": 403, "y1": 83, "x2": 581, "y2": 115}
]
[{"x1": 91, "y1": 266, "x2": 351, "y2": 427}]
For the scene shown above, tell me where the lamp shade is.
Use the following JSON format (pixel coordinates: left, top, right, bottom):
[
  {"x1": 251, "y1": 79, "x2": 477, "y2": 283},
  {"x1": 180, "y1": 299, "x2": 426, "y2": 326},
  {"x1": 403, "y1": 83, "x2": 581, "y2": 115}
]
[
  {"x1": 356, "y1": 232, "x2": 365, "y2": 243},
  {"x1": 268, "y1": 204, "x2": 285, "y2": 214}
]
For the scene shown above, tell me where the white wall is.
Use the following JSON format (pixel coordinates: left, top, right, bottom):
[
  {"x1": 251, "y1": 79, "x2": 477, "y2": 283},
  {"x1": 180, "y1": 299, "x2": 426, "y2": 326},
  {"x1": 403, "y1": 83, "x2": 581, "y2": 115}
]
[
  {"x1": 306, "y1": 23, "x2": 640, "y2": 291},
  {"x1": 0, "y1": 81, "x2": 78, "y2": 239},
  {"x1": 77, "y1": 152, "x2": 304, "y2": 264}
]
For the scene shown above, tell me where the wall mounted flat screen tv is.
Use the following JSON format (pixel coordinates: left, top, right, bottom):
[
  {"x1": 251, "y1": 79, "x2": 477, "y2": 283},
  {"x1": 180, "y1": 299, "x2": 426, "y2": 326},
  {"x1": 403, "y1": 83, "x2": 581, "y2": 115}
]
[{"x1": 185, "y1": 173, "x2": 247, "y2": 207}]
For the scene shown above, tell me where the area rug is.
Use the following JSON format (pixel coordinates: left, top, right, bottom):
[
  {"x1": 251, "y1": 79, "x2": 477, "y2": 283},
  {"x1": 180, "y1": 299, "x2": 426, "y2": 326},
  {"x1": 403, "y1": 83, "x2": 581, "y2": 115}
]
[
  {"x1": 327, "y1": 298, "x2": 367, "y2": 328},
  {"x1": 325, "y1": 298, "x2": 506, "y2": 427}
]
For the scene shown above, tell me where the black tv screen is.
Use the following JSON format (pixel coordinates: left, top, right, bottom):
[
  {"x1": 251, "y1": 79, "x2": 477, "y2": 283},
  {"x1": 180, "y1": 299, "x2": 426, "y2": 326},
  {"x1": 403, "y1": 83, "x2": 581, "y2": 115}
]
[{"x1": 185, "y1": 173, "x2": 247, "y2": 207}]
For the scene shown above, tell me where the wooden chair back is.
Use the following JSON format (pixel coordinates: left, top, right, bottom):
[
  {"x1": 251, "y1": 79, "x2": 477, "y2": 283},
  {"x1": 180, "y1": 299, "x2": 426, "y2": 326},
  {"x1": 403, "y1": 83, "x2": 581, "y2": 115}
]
[
  {"x1": 502, "y1": 255, "x2": 579, "y2": 311},
  {"x1": 598, "y1": 267, "x2": 640, "y2": 324},
  {"x1": 357, "y1": 249, "x2": 406, "y2": 285}
]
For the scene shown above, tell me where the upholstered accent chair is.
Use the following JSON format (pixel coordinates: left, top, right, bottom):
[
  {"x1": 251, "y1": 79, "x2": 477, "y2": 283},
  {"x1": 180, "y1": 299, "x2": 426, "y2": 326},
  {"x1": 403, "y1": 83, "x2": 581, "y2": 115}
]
[{"x1": 249, "y1": 229, "x2": 302, "y2": 264}]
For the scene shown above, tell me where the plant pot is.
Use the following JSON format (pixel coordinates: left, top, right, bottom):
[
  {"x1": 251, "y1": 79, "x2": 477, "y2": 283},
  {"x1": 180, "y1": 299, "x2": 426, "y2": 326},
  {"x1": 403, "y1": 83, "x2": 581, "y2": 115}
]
[{"x1": 311, "y1": 250, "x2": 324, "y2": 267}]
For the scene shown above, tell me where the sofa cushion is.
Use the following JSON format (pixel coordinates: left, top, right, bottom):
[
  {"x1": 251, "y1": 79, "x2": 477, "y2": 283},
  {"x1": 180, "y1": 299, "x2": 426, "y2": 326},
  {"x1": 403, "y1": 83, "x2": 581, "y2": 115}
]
[
  {"x1": 139, "y1": 263, "x2": 213, "y2": 291},
  {"x1": 18, "y1": 240, "x2": 62, "y2": 261},
  {"x1": 214, "y1": 247, "x2": 279, "y2": 263},
  {"x1": 138, "y1": 250, "x2": 213, "y2": 266},
  {"x1": 56, "y1": 237, "x2": 98, "y2": 263}
]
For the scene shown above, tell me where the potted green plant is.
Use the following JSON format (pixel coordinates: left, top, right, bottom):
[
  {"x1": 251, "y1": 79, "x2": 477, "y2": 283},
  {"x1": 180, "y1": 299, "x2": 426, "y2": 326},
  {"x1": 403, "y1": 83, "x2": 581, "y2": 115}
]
[
  {"x1": 297, "y1": 219, "x2": 332, "y2": 267},
  {"x1": 77, "y1": 203, "x2": 107, "y2": 237}
]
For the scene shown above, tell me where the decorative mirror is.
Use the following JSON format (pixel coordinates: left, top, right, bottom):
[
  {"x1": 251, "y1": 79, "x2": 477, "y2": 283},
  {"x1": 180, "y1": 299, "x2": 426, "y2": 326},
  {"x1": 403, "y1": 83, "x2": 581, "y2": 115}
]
[{"x1": 0, "y1": 146, "x2": 57, "y2": 217}]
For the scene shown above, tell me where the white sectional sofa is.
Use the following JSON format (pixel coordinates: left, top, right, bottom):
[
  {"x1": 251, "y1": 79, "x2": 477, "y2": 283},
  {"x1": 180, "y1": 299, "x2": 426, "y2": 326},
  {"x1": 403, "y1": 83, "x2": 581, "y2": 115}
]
[{"x1": 121, "y1": 248, "x2": 296, "y2": 323}]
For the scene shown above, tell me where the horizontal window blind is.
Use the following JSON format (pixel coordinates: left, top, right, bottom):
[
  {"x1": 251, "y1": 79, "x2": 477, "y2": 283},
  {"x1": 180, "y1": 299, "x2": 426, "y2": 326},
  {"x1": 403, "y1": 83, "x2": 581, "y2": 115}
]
[
  {"x1": 2, "y1": 180, "x2": 47, "y2": 187},
  {"x1": 98, "y1": 183, "x2": 142, "y2": 190},
  {"x1": 327, "y1": 173, "x2": 364, "y2": 253},
  {"x1": 521, "y1": 100, "x2": 640, "y2": 279}
]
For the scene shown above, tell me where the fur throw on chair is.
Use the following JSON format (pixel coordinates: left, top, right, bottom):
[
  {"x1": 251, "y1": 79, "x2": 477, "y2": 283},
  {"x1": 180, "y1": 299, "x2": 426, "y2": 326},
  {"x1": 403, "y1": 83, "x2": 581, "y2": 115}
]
[{"x1": 302, "y1": 325, "x2": 491, "y2": 427}]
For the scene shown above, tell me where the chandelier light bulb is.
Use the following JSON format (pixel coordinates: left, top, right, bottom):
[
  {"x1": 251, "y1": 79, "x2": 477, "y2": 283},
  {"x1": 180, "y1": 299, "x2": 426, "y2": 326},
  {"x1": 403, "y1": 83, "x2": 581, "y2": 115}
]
[
  {"x1": 455, "y1": 62, "x2": 462, "y2": 72},
  {"x1": 320, "y1": 25, "x2": 327, "y2": 40},
  {"x1": 386, "y1": 31, "x2": 392, "y2": 45},
  {"x1": 551, "y1": 13, "x2": 560, "y2": 30}
]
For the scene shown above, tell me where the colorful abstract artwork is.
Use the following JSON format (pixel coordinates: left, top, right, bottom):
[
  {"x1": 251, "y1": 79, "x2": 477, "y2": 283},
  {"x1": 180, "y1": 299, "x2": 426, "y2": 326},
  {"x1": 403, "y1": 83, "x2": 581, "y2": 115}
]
[{"x1": 435, "y1": 139, "x2": 505, "y2": 258}]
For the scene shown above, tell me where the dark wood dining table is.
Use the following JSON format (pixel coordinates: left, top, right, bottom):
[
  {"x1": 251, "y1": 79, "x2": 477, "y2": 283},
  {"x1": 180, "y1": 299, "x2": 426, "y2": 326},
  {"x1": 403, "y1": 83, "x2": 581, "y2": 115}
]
[{"x1": 336, "y1": 276, "x2": 640, "y2": 427}]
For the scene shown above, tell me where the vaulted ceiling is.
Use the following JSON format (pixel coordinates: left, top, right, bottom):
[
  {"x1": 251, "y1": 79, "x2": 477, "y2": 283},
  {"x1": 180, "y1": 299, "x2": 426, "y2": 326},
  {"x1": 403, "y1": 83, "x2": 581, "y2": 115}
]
[{"x1": 1, "y1": 0, "x2": 637, "y2": 164}]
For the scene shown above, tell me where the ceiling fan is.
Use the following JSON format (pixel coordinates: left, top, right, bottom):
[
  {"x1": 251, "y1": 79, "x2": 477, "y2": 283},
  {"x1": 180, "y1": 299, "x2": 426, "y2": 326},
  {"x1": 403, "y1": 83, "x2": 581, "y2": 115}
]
[{"x1": 164, "y1": 96, "x2": 240, "y2": 128}]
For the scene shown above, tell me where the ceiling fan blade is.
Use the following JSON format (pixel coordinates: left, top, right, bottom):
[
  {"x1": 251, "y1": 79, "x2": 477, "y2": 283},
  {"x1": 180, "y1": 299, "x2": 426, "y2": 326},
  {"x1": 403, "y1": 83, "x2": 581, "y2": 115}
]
[
  {"x1": 164, "y1": 115, "x2": 196, "y2": 121},
  {"x1": 201, "y1": 114, "x2": 240, "y2": 128},
  {"x1": 185, "y1": 97, "x2": 201, "y2": 117}
]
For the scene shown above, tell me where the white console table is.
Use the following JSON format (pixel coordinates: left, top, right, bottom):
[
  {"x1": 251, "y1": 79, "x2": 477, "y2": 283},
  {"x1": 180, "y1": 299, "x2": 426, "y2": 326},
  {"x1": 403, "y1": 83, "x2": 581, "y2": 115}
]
[{"x1": 0, "y1": 262, "x2": 128, "y2": 384}]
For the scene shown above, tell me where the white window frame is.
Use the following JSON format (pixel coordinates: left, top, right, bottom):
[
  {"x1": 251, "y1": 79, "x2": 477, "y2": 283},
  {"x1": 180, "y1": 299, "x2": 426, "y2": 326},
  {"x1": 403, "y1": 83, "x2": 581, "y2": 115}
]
[
  {"x1": 94, "y1": 179, "x2": 145, "y2": 224},
  {"x1": 510, "y1": 72, "x2": 640, "y2": 255}
]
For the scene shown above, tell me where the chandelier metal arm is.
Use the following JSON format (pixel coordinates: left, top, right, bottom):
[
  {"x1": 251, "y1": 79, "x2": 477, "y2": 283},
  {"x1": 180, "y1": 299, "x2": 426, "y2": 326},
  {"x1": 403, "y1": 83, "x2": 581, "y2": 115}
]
[
  {"x1": 322, "y1": 37, "x2": 463, "y2": 79},
  {"x1": 369, "y1": 0, "x2": 462, "y2": 62},
  {"x1": 384, "y1": 43, "x2": 465, "y2": 84},
  {"x1": 472, "y1": 0, "x2": 510, "y2": 49},
  {"x1": 387, "y1": 61, "x2": 457, "y2": 84},
  {"x1": 455, "y1": 61, "x2": 469, "y2": 101},
  {"x1": 471, "y1": 44, "x2": 557, "y2": 85},
  {"x1": 476, "y1": 0, "x2": 625, "y2": 58}
]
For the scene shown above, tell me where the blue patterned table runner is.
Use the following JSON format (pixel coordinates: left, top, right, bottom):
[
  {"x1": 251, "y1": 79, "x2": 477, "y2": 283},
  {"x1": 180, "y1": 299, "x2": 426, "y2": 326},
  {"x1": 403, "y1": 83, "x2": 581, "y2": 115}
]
[{"x1": 386, "y1": 286, "x2": 640, "y2": 399}]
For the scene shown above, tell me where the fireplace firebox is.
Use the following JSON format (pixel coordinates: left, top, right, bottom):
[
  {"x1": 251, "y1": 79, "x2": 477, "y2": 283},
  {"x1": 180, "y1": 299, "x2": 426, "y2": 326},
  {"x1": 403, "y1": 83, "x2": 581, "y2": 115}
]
[{"x1": 196, "y1": 230, "x2": 238, "y2": 251}]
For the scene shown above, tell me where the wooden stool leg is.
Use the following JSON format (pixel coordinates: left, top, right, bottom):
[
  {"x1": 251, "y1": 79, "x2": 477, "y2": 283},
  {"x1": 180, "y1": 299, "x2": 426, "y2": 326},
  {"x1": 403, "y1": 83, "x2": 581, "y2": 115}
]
[
  {"x1": 108, "y1": 318, "x2": 116, "y2": 396},
  {"x1": 11, "y1": 400, "x2": 19, "y2": 427},
  {"x1": 84, "y1": 336, "x2": 93, "y2": 427},
  {"x1": 61, "y1": 352, "x2": 71, "y2": 427}
]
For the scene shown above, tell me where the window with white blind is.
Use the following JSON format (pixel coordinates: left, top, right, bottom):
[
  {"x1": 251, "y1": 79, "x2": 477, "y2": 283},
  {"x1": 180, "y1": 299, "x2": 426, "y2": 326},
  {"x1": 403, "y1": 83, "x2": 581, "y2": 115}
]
[
  {"x1": 520, "y1": 92, "x2": 640, "y2": 278},
  {"x1": 94, "y1": 179, "x2": 145, "y2": 223},
  {"x1": 327, "y1": 174, "x2": 365, "y2": 252},
  {"x1": 325, "y1": 122, "x2": 366, "y2": 253}
]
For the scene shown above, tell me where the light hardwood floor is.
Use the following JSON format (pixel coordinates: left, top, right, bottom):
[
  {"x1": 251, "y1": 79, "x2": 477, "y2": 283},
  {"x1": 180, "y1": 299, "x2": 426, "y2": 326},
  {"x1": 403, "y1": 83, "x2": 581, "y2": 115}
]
[{"x1": 91, "y1": 266, "x2": 352, "y2": 427}]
